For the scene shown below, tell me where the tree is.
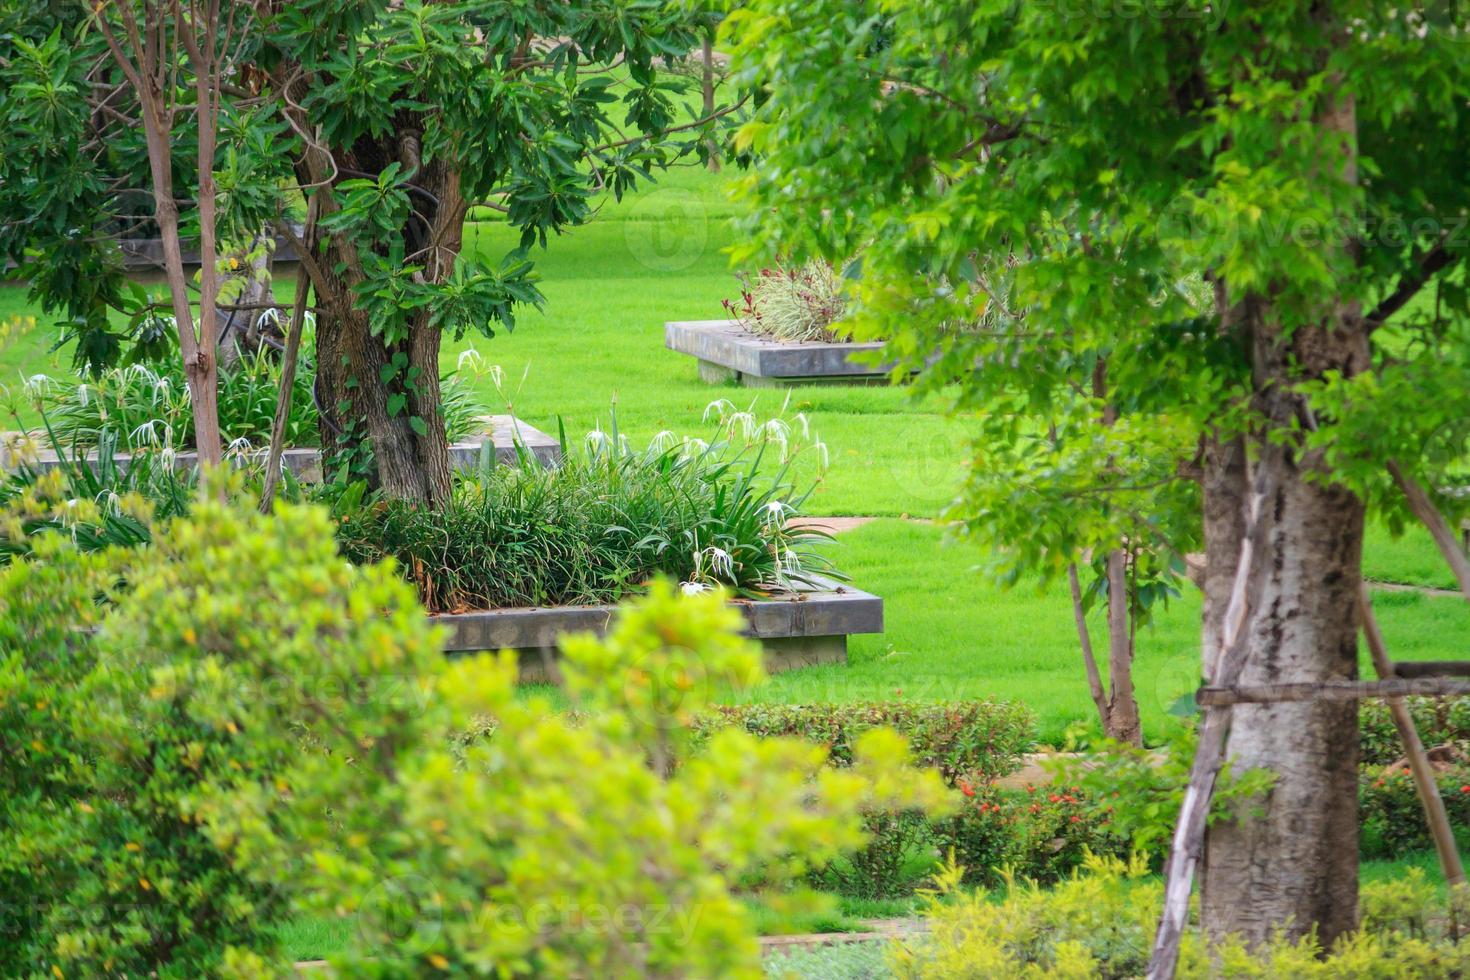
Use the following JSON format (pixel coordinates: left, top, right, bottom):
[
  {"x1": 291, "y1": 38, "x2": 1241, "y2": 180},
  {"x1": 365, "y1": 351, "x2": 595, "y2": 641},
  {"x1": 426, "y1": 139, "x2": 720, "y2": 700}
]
[
  {"x1": 1, "y1": 1, "x2": 733, "y2": 503},
  {"x1": 722, "y1": 0, "x2": 1470, "y2": 952}
]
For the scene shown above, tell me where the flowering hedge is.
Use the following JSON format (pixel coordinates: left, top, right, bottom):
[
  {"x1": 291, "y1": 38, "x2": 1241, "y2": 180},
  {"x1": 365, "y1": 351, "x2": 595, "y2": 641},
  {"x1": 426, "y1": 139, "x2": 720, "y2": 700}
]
[{"x1": 1361, "y1": 762, "x2": 1470, "y2": 859}]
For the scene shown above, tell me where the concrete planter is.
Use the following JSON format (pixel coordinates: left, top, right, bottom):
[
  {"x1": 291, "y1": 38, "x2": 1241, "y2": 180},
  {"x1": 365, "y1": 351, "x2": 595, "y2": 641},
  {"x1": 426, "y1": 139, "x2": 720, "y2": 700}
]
[
  {"x1": 0, "y1": 415, "x2": 561, "y2": 480},
  {"x1": 435, "y1": 578, "x2": 881, "y2": 682},
  {"x1": 666, "y1": 319, "x2": 892, "y2": 387}
]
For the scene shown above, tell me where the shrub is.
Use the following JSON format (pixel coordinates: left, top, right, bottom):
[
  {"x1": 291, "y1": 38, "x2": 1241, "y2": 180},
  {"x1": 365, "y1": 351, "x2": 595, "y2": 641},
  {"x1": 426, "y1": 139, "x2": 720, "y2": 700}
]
[
  {"x1": 698, "y1": 700, "x2": 1035, "y2": 785},
  {"x1": 723, "y1": 259, "x2": 851, "y2": 342},
  {"x1": 931, "y1": 782, "x2": 1124, "y2": 889},
  {"x1": 1360, "y1": 762, "x2": 1470, "y2": 859},
  {"x1": 1361, "y1": 696, "x2": 1470, "y2": 765},
  {"x1": 0, "y1": 481, "x2": 447, "y2": 976},
  {"x1": 231, "y1": 580, "x2": 953, "y2": 977},
  {"x1": 700, "y1": 701, "x2": 1034, "y2": 897},
  {"x1": 334, "y1": 405, "x2": 838, "y2": 611},
  {"x1": 887, "y1": 854, "x2": 1470, "y2": 979}
]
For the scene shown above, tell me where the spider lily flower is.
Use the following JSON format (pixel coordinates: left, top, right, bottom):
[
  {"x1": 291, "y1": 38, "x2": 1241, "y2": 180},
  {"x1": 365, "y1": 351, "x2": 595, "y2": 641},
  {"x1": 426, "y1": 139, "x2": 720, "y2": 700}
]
[
  {"x1": 702, "y1": 398, "x2": 735, "y2": 423},
  {"x1": 457, "y1": 347, "x2": 487, "y2": 375},
  {"x1": 226, "y1": 436, "x2": 254, "y2": 459},
  {"x1": 130, "y1": 419, "x2": 168, "y2": 447},
  {"x1": 648, "y1": 430, "x2": 678, "y2": 453},
  {"x1": 150, "y1": 376, "x2": 173, "y2": 405},
  {"x1": 726, "y1": 411, "x2": 757, "y2": 442},
  {"x1": 762, "y1": 499, "x2": 790, "y2": 525},
  {"x1": 584, "y1": 428, "x2": 611, "y2": 456},
  {"x1": 700, "y1": 546, "x2": 735, "y2": 580},
  {"x1": 76, "y1": 383, "x2": 90, "y2": 407},
  {"x1": 255, "y1": 307, "x2": 283, "y2": 331},
  {"x1": 21, "y1": 373, "x2": 52, "y2": 397},
  {"x1": 680, "y1": 581, "x2": 711, "y2": 596}
]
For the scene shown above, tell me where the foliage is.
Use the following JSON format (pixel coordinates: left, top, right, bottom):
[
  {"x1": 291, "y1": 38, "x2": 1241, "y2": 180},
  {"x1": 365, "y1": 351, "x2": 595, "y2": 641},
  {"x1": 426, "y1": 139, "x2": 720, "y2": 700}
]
[
  {"x1": 333, "y1": 406, "x2": 837, "y2": 611},
  {"x1": 697, "y1": 700, "x2": 1034, "y2": 786},
  {"x1": 227, "y1": 579, "x2": 952, "y2": 978},
  {"x1": 0, "y1": 426, "x2": 194, "y2": 563},
  {"x1": 1049, "y1": 727, "x2": 1276, "y2": 860},
  {"x1": 0, "y1": 480, "x2": 447, "y2": 976},
  {"x1": 765, "y1": 940, "x2": 892, "y2": 980},
  {"x1": 723, "y1": 260, "x2": 852, "y2": 343},
  {"x1": 887, "y1": 854, "x2": 1470, "y2": 979},
  {"x1": 1361, "y1": 697, "x2": 1470, "y2": 766},
  {"x1": 1360, "y1": 763, "x2": 1470, "y2": 860},
  {"x1": 931, "y1": 782, "x2": 1124, "y2": 890},
  {"x1": 11, "y1": 353, "x2": 487, "y2": 453}
]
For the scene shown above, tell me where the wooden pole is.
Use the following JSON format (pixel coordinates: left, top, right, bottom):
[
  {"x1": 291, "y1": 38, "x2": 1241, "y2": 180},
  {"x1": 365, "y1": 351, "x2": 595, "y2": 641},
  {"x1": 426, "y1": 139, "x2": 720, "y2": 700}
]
[
  {"x1": 1147, "y1": 483, "x2": 1267, "y2": 980},
  {"x1": 1197, "y1": 678, "x2": 1470, "y2": 704},
  {"x1": 1359, "y1": 583, "x2": 1466, "y2": 889},
  {"x1": 1389, "y1": 460, "x2": 1470, "y2": 601}
]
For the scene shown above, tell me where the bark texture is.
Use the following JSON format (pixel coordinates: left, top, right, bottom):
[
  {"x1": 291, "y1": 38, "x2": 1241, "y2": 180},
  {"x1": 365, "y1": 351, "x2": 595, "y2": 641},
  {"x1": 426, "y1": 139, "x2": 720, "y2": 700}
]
[
  {"x1": 1201, "y1": 290, "x2": 1370, "y2": 951},
  {"x1": 288, "y1": 123, "x2": 466, "y2": 504}
]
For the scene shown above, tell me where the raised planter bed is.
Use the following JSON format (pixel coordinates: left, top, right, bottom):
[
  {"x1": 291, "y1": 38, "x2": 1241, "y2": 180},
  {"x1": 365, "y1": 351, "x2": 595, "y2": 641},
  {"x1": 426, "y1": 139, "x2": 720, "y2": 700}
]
[
  {"x1": 666, "y1": 319, "x2": 892, "y2": 387},
  {"x1": 435, "y1": 577, "x2": 882, "y2": 682},
  {"x1": 0, "y1": 415, "x2": 561, "y2": 480}
]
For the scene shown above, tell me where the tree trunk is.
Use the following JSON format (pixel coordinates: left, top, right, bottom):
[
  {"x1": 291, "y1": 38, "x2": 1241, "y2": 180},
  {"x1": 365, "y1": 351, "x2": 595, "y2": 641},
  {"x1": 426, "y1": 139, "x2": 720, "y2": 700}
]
[
  {"x1": 307, "y1": 148, "x2": 464, "y2": 505},
  {"x1": 1105, "y1": 547, "x2": 1142, "y2": 745},
  {"x1": 702, "y1": 31, "x2": 720, "y2": 172},
  {"x1": 1199, "y1": 429, "x2": 1364, "y2": 948}
]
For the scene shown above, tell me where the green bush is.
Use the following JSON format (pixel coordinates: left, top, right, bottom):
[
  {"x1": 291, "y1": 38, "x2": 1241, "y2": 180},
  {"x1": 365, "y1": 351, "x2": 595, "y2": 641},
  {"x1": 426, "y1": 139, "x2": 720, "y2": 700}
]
[
  {"x1": 0, "y1": 480, "x2": 447, "y2": 977},
  {"x1": 1360, "y1": 763, "x2": 1470, "y2": 859},
  {"x1": 334, "y1": 407, "x2": 838, "y2": 611},
  {"x1": 931, "y1": 782, "x2": 1123, "y2": 889},
  {"x1": 1361, "y1": 697, "x2": 1470, "y2": 765},
  {"x1": 229, "y1": 580, "x2": 952, "y2": 977},
  {"x1": 698, "y1": 701, "x2": 1035, "y2": 785},
  {"x1": 888, "y1": 856, "x2": 1470, "y2": 978},
  {"x1": 699, "y1": 701, "x2": 1035, "y2": 897}
]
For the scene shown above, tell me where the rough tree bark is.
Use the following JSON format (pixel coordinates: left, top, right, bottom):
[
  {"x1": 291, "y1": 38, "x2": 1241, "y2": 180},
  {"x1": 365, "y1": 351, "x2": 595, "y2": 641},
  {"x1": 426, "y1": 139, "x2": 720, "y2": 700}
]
[
  {"x1": 1200, "y1": 84, "x2": 1369, "y2": 946},
  {"x1": 285, "y1": 118, "x2": 466, "y2": 504}
]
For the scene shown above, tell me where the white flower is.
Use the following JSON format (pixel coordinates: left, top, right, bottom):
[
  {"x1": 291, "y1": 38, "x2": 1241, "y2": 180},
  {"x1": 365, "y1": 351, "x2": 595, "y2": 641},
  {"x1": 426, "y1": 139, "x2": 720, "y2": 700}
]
[
  {"x1": 457, "y1": 347, "x2": 487, "y2": 374},
  {"x1": 679, "y1": 437, "x2": 709, "y2": 461},
  {"x1": 226, "y1": 436, "x2": 254, "y2": 459},
  {"x1": 680, "y1": 581, "x2": 711, "y2": 596},
  {"x1": 762, "y1": 500, "x2": 790, "y2": 525},
  {"x1": 150, "y1": 375, "x2": 172, "y2": 405},
  {"x1": 160, "y1": 446, "x2": 177, "y2": 468},
  {"x1": 648, "y1": 430, "x2": 678, "y2": 453},
  {"x1": 702, "y1": 399, "x2": 734, "y2": 423},
  {"x1": 302, "y1": 310, "x2": 317, "y2": 331},
  {"x1": 761, "y1": 418, "x2": 791, "y2": 458},
  {"x1": 584, "y1": 428, "x2": 610, "y2": 455},
  {"x1": 76, "y1": 383, "x2": 90, "y2": 407},
  {"x1": 255, "y1": 307, "x2": 283, "y2": 331},
  {"x1": 22, "y1": 373, "x2": 52, "y2": 397},
  {"x1": 130, "y1": 419, "x2": 166, "y2": 447},
  {"x1": 726, "y1": 411, "x2": 757, "y2": 441},
  {"x1": 701, "y1": 546, "x2": 735, "y2": 580},
  {"x1": 812, "y1": 439, "x2": 830, "y2": 472}
]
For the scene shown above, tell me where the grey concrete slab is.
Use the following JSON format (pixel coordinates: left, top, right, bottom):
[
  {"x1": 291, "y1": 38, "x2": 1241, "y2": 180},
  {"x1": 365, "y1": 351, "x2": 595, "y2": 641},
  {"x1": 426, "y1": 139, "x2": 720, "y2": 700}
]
[
  {"x1": 436, "y1": 577, "x2": 881, "y2": 679},
  {"x1": 666, "y1": 319, "x2": 893, "y2": 384},
  {"x1": 0, "y1": 414, "x2": 561, "y2": 480}
]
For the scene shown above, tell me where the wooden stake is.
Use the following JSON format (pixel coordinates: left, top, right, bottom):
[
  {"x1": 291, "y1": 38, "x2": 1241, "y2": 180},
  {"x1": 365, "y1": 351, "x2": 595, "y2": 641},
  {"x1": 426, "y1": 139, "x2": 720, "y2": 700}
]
[
  {"x1": 1148, "y1": 484, "x2": 1267, "y2": 980},
  {"x1": 1359, "y1": 583, "x2": 1466, "y2": 889},
  {"x1": 1389, "y1": 460, "x2": 1470, "y2": 601}
]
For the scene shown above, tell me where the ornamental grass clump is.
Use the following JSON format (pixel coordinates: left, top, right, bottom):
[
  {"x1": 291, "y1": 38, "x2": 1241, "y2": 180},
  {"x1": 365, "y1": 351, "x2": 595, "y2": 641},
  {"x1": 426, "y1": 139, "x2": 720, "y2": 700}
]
[
  {"x1": 334, "y1": 402, "x2": 837, "y2": 612},
  {"x1": 723, "y1": 259, "x2": 851, "y2": 342}
]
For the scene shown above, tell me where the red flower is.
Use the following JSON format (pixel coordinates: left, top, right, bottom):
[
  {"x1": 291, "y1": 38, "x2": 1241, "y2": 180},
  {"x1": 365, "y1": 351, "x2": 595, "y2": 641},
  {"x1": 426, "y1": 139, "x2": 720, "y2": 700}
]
[
  {"x1": 958, "y1": 780, "x2": 976, "y2": 798},
  {"x1": 1460, "y1": 785, "x2": 1470, "y2": 794},
  {"x1": 1048, "y1": 794, "x2": 1061, "y2": 803},
  {"x1": 1070, "y1": 815, "x2": 1082, "y2": 823}
]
